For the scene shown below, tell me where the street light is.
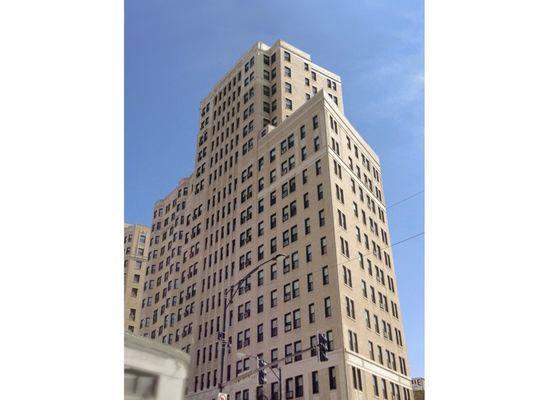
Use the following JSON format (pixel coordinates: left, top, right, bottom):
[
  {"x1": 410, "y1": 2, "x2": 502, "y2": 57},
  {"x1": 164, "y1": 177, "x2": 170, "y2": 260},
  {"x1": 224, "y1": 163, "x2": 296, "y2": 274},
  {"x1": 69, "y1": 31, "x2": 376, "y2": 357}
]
[{"x1": 218, "y1": 253, "x2": 287, "y2": 393}]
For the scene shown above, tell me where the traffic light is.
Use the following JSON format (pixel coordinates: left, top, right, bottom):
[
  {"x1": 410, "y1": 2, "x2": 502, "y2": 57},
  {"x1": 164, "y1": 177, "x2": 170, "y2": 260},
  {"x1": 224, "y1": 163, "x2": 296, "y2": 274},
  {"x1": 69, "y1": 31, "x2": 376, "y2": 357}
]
[
  {"x1": 317, "y1": 332, "x2": 329, "y2": 362},
  {"x1": 257, "y1": 358, "x2": 267, "y2": 385}
]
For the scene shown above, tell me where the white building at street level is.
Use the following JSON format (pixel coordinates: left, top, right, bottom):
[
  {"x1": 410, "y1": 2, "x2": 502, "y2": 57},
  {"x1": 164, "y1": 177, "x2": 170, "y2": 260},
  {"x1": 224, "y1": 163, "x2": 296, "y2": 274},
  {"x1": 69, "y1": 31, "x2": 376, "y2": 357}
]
[{"x1": 125, "y1": 333, "x2": 190, "y2": 400}]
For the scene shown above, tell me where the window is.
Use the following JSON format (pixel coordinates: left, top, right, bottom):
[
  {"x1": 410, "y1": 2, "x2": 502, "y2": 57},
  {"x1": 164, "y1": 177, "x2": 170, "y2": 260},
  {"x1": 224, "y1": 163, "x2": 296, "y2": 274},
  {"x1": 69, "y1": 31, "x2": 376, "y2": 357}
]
[
  {"x1": 361, "y1": 280, "x2": 368, "y2": 298},
  {"x1": 313, "y1": 115, "x2": 319, "y2": 129},
  {"x1": 315, "y1": 159, "x2": 322, "y2": 175},
  {"x1": 313, "y1": 136, "x2": 320, "y2": 151},
  {"x1": 271, "y1": 290, "x2": 278, "y2": 308},
  {"x1": 271, "y1": 318, "x2": 278, "y2": 337},
  {"x1": 270, "y1": 213, "x2": 277, "y2": 229},
  {"x1": 310, "y1": 335, "x2": 318, "y2": 357},
  {"x1": 348, "y1": 330, "x2": 359, "y2": 353},
  {"x1": 340, "y1": 237, "x2": 350, "y2": 257},
  {"x1": 270, "y1": 263, "x2": 277, "y2": 280},
  {"x1": 124, "y1": 369, "x2": 158, "y2": 398},
  {"x1": 317, "y1": 183, "x2": 324, "y2": 200},
  {"x1": 284, "y1": 66, "x2": 291, "y2": 77},
  {"x1": 322, "y1": 266, "x2": 329, "y2": 284},
  {"x1": 328, "y1": 366, "x2": 337, "y2": 390},
  {"x1": 343, "y1": 266, "x2": 353, "y2": 287},
  {"x1": 319, "y1": 209, "x2": 325, "y2": 226},
  {"x1": 257, "y1": 324, "x2": 264, "y2": 342},
  {"x1": 295, "y1": 375, "x2": 303, "y2": 397},
  {"x1": 285, "y1": 98, "x2": 293, "y2": 110},
  {"x1": 320, "y1": 237, "x2": 327, "y2": 255},
  {"x1": 301, "y1": 146, "x2": 307, "y2": 160},
  {"x1": 307, "y1": 273, "x2": 314, "y2": 292},
  {"x1": 373, "y1": 375, "x2": 379, "y2": 396},
  {"x1": 303, "y1": 193, "x2": 309, "y2": 208},
  {"x1": 284, "y1": 51, "x2": 291, "y2": 62},
  {"x1": 286, "y1": 378, "x2": 294, "y2": 399},
  {"x1": 258, "y1": 295, "x2": 264, "y2": 313},
  {"x1": 346, "y1": 296, "x2": 356, "y2": 318},
  {"x1": 308, "y1": 303, "x2": 316, "y2": 323},
  {"x1": 270, "y1": 382, "x2": 279, "y2": 400},
  {"x1": 352, "y1": 367, "x2": 363, "y2": 391},
  {"x1": 312, "y1": 370, "x2": 319, "y2": 394},
  {"x1": 284, "y1": 313, "x2": 292, "y2": 332},
  {"x1": 270, "y1": 169, "x2": 277, "y2": 184},
  {"x1": 324, "y1": 297, "x2": 332, "y2": 317},
  {"x1": 285, "y1": 82, "x2": 292, "y2": 93}
]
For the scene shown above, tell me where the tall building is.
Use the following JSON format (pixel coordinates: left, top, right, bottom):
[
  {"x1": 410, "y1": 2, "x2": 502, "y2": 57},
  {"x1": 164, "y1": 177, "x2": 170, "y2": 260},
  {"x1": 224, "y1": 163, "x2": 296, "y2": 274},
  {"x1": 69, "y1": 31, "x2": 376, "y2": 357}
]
[
  {"x1": 139, "y1": 40, "x2": 413, "y2": 400},
  {"x1": 124, "y1": 223, "x2": 151, "y2": 334}
]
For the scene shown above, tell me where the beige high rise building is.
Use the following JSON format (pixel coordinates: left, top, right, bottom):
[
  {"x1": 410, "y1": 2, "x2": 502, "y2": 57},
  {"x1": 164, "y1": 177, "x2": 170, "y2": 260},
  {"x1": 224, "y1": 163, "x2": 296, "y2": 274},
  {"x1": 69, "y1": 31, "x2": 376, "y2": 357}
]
[
  {"x1": 124, "y1": 223, "x2": 151, "y2": 334},
  {"x1": 139, "y1": 40, "x2": 413, "y2": 400}
]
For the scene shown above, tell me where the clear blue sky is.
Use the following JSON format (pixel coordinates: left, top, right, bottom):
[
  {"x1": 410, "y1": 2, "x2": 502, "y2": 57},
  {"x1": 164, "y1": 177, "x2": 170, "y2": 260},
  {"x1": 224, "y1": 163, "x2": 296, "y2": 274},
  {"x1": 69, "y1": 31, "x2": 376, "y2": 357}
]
[{"x1": 125, "y1": 0, "x2": 424, "y2": 377}]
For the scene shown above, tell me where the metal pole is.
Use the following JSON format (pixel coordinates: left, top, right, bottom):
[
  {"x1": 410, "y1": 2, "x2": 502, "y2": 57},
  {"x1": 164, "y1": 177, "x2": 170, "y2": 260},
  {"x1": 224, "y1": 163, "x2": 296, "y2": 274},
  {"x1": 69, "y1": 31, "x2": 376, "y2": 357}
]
[
  {"x1": 217, "y1": 254, "x2": 286, "y2": 392},
  {"x1": 218, "y1": 291, "x2": 228, "y2": 391},
  {"x1": 278, "y1": 366, "x2": 282, "y2": 400}
]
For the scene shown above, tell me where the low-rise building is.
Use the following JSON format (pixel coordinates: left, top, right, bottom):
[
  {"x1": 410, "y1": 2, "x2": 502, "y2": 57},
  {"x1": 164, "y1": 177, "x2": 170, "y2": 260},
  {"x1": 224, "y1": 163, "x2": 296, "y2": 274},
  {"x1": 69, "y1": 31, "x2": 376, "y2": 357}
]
[{"x1": 125, "y1": 333, "x2": 190, "y2": 400}]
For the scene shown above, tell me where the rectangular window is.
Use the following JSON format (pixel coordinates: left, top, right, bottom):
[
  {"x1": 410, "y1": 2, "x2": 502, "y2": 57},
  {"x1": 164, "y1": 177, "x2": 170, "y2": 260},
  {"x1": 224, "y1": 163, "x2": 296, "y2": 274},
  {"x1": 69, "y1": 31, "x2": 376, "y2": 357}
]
[
  {"x1": 324, "y1": 296, "x2": 332, "y2": 317},
  {"x1": 352, "y1": 367, "x2": 363, "y2": 391},
  {"x1": 313, "y1": 115, "x2": 319, "y2": 129},
  {"x1": 312, "y1": 370, "x2": 319, "y2": 394},
  {"x1": 285, "y1": 82, "x2": 292, "y2": 93},
  {"x1": 328, "y1": 366, "x2": 337, "y2": 390},
  {"x1": 308, "y1": 303, "x2": 316, "y2": 323},
  {"x1": 285, "y1": 98, "x2": 292, "y2": 110},
  {"x1": 373, "y1": 375, "x2": 379, "y2": 396},
  {"x1": 271, "y1": 318, "x2": 278, "y2": 337}
]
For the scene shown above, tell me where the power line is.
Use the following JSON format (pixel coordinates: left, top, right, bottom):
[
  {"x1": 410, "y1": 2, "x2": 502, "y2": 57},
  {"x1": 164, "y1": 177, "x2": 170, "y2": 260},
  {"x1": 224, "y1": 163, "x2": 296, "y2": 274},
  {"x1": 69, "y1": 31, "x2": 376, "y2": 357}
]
[
  {"x1": 387, "y1": 190, "x2": 424, "y2": 210},
  {"x1": 332, "y1": 231, "x2": 424, "y2": 270}
]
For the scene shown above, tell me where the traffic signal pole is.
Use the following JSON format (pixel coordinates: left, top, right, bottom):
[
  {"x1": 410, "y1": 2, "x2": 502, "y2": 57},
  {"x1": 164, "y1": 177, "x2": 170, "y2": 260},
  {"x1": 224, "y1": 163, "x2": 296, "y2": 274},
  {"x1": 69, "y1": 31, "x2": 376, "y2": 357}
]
[{"x1": 217, "y1": 254, "x2": 286, "y2": 392}]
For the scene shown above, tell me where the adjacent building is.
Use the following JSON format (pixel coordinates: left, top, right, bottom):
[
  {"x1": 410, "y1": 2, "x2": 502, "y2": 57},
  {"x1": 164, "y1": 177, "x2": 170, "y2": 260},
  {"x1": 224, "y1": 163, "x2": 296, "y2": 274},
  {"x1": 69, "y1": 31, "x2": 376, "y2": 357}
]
[
  {"x1": 125, "y1": 223, "x2": 151, "y2": 334},
  {"x1": 125, "y1": 332, "x2": 190, "y2": 400},
  {"x1": 139, "y1": 40, "x2": 413, "y2": 400},
  {"x1": 411, "y1": 377, "x2": 424, "y2": 400}
]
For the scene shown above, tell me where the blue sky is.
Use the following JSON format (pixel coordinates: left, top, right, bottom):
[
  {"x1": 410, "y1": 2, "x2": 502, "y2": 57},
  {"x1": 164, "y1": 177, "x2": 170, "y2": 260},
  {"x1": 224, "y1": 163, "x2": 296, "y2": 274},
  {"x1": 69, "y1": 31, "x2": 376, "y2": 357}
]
[{"x1": 126, "y1": 0, "x2": 424, "y2": 377}]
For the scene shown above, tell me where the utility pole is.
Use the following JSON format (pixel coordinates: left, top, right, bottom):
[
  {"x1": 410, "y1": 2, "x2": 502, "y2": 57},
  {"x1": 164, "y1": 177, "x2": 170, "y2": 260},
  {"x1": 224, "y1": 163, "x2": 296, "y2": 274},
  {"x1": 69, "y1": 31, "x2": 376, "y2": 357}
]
[{"x1": 217, "y1": 253, "x2": 286, "y2": 393}]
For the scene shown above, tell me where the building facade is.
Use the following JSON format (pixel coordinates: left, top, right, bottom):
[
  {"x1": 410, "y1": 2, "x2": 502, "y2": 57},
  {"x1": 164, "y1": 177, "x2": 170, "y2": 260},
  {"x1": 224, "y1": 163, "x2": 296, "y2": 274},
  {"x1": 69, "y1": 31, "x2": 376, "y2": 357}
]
[
  {"x1": 139, "y1": 40, "x2": 413, "y2": 400},
  {"x1": 125, "y1": 223, "x2": 151, "y2": 334}
]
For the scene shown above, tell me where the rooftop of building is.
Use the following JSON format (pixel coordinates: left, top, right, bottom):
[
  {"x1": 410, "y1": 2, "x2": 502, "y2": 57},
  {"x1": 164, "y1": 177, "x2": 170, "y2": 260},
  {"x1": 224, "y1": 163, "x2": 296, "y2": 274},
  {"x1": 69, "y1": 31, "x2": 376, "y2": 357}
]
[{"x1": 200, "y1": 39, "x2": 342, "y2": 107}]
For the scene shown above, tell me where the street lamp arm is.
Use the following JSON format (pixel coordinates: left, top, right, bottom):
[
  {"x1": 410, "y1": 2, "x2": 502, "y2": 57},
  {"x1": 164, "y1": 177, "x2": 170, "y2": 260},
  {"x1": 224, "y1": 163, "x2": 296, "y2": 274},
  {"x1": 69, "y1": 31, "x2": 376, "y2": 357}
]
[{"x1": 226, "y1": 253, "x2": 286, "y2": 304}]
